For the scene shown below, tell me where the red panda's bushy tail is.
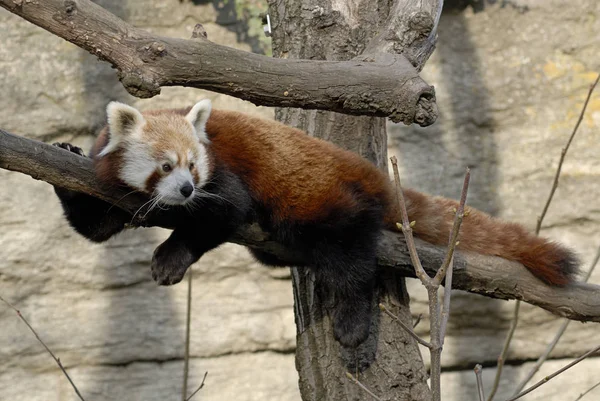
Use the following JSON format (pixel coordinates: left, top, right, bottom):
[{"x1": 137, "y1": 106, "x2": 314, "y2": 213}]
[{"x1": 385, "y1": 188, "x2": 580, "y2": 286}]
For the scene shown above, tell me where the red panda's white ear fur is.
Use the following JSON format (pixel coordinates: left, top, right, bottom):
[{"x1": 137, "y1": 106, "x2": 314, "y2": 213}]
[
  {"x1": 185, "y1": 99, "x2": 212, "y2": 143},
  {"x1": 100, "y1": 102, "x2": 145, "y2": 157}
]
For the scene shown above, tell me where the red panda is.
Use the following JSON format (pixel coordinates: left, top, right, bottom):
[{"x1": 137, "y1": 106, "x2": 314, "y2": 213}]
[{"x1": 53, "y1": 100, "x2": 579, "y2": 349}]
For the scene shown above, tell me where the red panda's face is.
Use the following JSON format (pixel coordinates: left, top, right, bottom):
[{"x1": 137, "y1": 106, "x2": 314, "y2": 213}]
[{"x1": 100, "y1": 100, "x2": 212, "y2": 206}]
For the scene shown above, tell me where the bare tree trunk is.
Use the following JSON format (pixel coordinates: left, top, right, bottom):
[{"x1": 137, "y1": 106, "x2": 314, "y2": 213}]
[{"x1": 268, "y1": 1, "x2": 438, "y2": 399}]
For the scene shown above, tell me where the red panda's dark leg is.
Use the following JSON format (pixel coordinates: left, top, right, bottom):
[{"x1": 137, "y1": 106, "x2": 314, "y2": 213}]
[
  {"x1": 313, "y1": 245, "x2": 378, "y2": 348},
  {"x1": 52, "y1": 143, "x2": 129, "y2": 242},
  {"x1": 151, "y1": 167, "x2": 252, "y2": 285},
  {"x1": 151, "y1": 220, "x2": 243, "y2": 285},
  {"x1": 304, "y1": 205, "x2": 383, "y2": 349}
]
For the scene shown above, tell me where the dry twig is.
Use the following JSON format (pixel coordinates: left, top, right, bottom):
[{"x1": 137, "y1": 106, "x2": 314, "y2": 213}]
[
  {"x1": 345, "y1": 372, "x2": 382, "y2": 401},
  {"x1": 182, "y1": 268, "x2": 193, "y2": 401},
  {"x1": 379, "y1": 303, "x2": 432, "y2": 348},
  {"x1": 535, "y1": 73, "x2": 600, "y2": 234},
  {"x1": 511, "y1": 246, "x2": 600, "y2": 396},
  {"x1": 506, "y1": 344, "x2": 600, "y2": 401},
  {"x1": 185, "y1": 371, "x2": 208, "y2": 401},
  {"x1": 413, "y1": 314, "x2": 423, "y2": 328},
  {"x1": 573, "y1": 380, "x2": 600, "y2": 401},
  {"x1": 0, "y1": 295, "x2": 85, "y2": 401},
  {"x1": 390, "y1": 156, "x2": 470, "y2": 401},
  {"x1": 487, "y1": 300, "x2": 520, "y2": 401},
  {"x1": 474, "y1": 364, "x2": 485, "y2": 401}
]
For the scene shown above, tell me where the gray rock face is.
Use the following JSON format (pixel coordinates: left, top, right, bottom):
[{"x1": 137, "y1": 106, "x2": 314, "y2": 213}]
[{"x1": 1, "y1": 1, "x2": 599, "y2": 400}]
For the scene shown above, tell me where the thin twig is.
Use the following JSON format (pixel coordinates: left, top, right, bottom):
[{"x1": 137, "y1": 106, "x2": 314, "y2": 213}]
[
  {"x1": 390, "y1": 156, "x2": 431, "y2": 285},
  {"x1": 185, "y1": 371, "x2": 208, "y2": 401},
  {"x1": 413, "y1": 314, "x2": 423, "y2": 329},
  {"x1": 439, "y1": 258, "x2": 454, "y2": 343},
  {"x1": 0, "y1": 295, "x2": 85, "y2": 401},
  {"x1": 506, "y1": 344, "x2": 600, "y2": 401},
  {"x1": 434, "y1": 168, "x2": 470, "y2": 286},
  {"x1": 574, "y1": 380, "x2": 600, "y2": 401},
  {"x1": 438, "y1": 170, "x2": 469, "y2": 341},
  {"x1": 379, "y1": 303, "x2": 432, "y2": 348},
  {"x1": 487, "y1": 300, "x2": 520, "y2": 401},
  {"x1": 345, "y1": 372, "x2": 383, "y2": 401},
  {"x1": 474, "y1": 364, "x2": 485, "y2": 401},
  {"x1": 490, "y1": 74, "x2": 599, "y2": 400},
  {"x1": 535, "y1": 73, "x2": 600, "y2": 234},
  {"x1": 511, "y1": 246, "x2": 600, "y2": 396},
  {"x1": 182, "y1": 268, "x2": 193, "y2": 401},
  {"x1": 390, "y1": 158, "x2": 470, "y2": 401}
]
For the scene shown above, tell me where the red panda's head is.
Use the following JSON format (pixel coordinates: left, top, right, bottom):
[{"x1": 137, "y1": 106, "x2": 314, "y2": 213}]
[{"x1": 98, "y1": 100, "x2": 212, "y2": 206}]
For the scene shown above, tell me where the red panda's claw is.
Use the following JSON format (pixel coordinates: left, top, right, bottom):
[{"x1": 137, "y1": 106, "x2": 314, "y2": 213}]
[{"x1": 53, "y1": 142, "x2": 86, "y2": 157}]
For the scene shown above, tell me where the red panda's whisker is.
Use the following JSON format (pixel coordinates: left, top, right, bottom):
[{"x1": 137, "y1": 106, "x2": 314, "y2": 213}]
[
  {"x1": 130, "y1": 196, "x2": 156, "y2": 225},
  {"x1": 106, "y1": 189, "x2": 139, "y2": 214}
]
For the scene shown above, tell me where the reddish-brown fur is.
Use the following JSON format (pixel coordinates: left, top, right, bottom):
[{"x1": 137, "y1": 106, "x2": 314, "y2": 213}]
[
  {"x1": 394, "y1": 190, "x2": 577, "y2": 285},
  {"x1": 92, "y1": 108, "x2": 578, "y2": 286}
]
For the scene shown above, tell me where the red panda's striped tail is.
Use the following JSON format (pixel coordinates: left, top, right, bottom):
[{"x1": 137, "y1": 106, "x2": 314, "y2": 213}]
[{"x1": 385, "y1": 188, "x2": 580, "y2": 286}]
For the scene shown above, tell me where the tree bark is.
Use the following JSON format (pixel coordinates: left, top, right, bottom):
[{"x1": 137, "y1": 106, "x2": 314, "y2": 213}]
[{"x1": 268, "y1": 1, "x2": 439, "y2": 399}]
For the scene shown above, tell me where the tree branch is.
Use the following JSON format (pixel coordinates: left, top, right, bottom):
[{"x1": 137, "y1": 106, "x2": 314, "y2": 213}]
[
  {"x1": 2, "y1": 129, "x2": 600, "y2": 322},
  {"x1": 0, "y1": 0, "x2": 437, "y2": 126}
]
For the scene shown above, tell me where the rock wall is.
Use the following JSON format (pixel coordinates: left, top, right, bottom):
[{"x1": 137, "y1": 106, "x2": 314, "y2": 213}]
[{"x1": 1, "y1": 1, "x2": 599, "y2": 401}]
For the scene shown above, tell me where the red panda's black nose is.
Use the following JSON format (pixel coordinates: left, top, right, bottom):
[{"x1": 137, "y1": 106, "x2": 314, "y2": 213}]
[{"x1": 180, "y1": 183, "x2": 194, "y2": 198}]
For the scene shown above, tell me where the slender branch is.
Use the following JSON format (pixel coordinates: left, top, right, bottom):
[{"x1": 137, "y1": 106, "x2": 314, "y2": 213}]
[
  {"x1": 474, "y1": 364, "x2": 485, "y2": 401},
  {"x1": 2, "y1": 130, "x2": 600, "y2": 322},
  {"x1": 185, "y1": 371, "x2": 208, "y2": 401},
  {"x1": 390, "y1": 156, "x2": 431, "y2": 285},
  {"x1": 487, "y1": 300, "x2": 520, "y2": 401},
  {"x1": 0, "y1": 295, "x2": 85, "y2": 401},
  {"x1": 574, "y1": 380, "x2": 600, "y2": 401},
  {"x1": 390, "y1": 158, "x2": 470, "y2": 401},
  {"x1": 506, "y1": 344, "x2": 600, "y2": 401},
  {"x1": 413, "y1": 314, "x2": 423, "y2": 329},
  {"x1": 439, "y1": 257, "x2": 454, "y2": 343},
  {"x1": 511, "y1": 246, "x2": 600, "y2": 396},
  {"x1": 434, "y1": 169, "x2": 470, "y2": 286},
  {"x1": 535, "y1": 74, "x2": 600, "y2": 234},
  {"x1": 437, "y1": 169, "x2": 470, "y2": 342},
  {"x1": 182, "y1": 268, "x2": 193, "y2": 401},
  {"x1": 490, "y1": 73, "x2": 600, "y2": 400},
  {"x1": 0, "y1": 0, "x2": 437, "y2": 125},
  {"x1": 345, "y1": 372, "x2": 383, "y2": 401},
  {"x1": 379, "y1": 303, "x2": 432, "y2": 349}
]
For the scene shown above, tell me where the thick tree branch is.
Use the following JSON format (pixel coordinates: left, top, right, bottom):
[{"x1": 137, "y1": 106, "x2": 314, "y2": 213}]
[
  {"x1": 0, "y1": 0, "x2": 437, "y2": 126},
  {"x1": 2, "y1": 129, "x2": 600, "y2": 323}
]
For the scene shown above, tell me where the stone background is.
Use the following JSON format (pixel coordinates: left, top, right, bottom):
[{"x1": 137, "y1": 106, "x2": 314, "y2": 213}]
[{"x1": 1, "y1": 1, "x2": 599, "y2": 400}]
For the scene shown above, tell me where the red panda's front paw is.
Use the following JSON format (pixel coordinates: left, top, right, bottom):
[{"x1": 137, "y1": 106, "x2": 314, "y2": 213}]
[
  {"x1": 150, "y1": 241, "x2": 196, "y2": 286},
  {"x1": 53, "y1": 142, "x2": 86, "y2": 157}
]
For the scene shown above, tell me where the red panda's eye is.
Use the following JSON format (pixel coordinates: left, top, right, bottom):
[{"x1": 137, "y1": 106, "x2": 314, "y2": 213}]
[{"x1": 162, "y1": 163, "x2": 172, "y2": 173}]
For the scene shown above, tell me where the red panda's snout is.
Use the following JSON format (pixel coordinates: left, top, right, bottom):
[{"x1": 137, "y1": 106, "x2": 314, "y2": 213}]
[{"x1": 153, "y1": 165, "x2": 198, "y2": 206}]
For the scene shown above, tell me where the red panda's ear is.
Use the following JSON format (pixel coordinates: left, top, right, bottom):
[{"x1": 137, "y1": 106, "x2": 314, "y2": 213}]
[
  {"x1": 185, "y1": 99, "x2": 212, "y2": 143},
  {"x1": 100, "y1": 102, "x2": 145, "y2": 156}
]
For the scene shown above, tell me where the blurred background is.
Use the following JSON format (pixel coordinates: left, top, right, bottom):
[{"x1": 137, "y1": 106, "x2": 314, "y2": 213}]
[{"x1": 1, "y1": 1, "x2": 599, "y2": 400}]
